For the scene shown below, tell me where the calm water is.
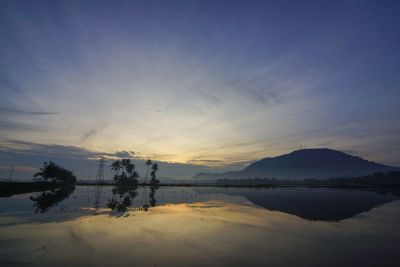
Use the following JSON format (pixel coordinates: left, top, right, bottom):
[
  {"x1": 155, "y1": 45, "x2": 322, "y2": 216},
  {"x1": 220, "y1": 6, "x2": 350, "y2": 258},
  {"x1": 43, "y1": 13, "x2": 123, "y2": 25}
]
[{"x1": 1, "y1": 185, "x2": 400, "y2": 266}]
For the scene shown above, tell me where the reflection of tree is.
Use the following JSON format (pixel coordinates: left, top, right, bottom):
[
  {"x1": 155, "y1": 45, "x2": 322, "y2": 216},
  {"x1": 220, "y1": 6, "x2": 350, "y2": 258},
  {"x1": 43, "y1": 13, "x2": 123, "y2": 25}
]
[
  {"x1": 108, "y1": 158, "x2": 160, "y2": 212},
  {"x1": 142, "y1": 163, "x2": 160, "y2": 210},
  {"x1": 30, "y1": 186, "x2": 76, "y2": 213},
  {"x1": 149, "y1": 184, "x2": 159, "y2": 207},
  {"x1": 107, "y1": 184, "x2": 138, "y2": 212}
]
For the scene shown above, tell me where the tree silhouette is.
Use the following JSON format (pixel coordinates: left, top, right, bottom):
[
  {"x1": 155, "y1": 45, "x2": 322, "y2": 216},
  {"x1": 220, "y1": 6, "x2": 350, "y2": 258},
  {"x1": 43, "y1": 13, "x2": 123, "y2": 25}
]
[
  {"x1": 108, "y1": 158, "x2": 160, "y2": 212},
  {"x1": 149, "y1": 163, "x2": 160, "y2": 186},
  {"x1": 112, "y1": 159, "x2": 138, "y2": 185},
  {"x1": 145, "y1": 159, "x2": 152, "y2": 184},
  {"x1": 111, "y1": 160, "x2": 122, "y2": 175},
  {"x1": 34, "y1": 162, "x2": 76, "y2": 184}
]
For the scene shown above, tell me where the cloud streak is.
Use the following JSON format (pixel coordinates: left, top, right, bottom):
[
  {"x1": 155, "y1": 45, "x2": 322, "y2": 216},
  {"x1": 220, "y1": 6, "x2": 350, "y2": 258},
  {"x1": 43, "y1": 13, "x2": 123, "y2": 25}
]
[
  {"x1": 0, "y1": 139, "x2": 245, "y2": 180},
  {"x1": 0, "y1": 107, "x2": 57, "y2": 116}
]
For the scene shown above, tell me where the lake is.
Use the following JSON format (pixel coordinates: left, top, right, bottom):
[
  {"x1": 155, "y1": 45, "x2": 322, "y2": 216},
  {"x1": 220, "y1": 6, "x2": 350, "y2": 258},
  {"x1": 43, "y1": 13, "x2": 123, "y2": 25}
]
[{"x1": 1, "y1": 185, "x2": 400, "y2": 266}]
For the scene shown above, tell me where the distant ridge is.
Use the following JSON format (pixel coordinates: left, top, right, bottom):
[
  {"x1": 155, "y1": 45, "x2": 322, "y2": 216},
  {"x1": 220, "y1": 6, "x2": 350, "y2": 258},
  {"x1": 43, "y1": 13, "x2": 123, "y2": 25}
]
[{"x1": 193, "y1": 148, "x2": 399, "y2": 180}]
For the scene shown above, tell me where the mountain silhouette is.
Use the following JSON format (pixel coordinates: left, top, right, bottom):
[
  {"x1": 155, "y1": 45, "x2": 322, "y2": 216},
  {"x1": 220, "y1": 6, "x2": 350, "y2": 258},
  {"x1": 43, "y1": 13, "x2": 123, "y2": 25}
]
[{"x1": 194, "y1": 148, "x2": 399, "y2": 180}]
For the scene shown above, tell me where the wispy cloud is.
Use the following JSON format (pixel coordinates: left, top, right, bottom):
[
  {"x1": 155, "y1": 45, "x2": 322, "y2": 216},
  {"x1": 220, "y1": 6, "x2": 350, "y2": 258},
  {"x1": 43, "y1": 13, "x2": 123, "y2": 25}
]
[
  {"x1": 0, "y1": 120, "x2": 45, "y2": 132},
  {"x1": 0, "y1": 139, "x2": 244, "y2": 180},
  {"x1": 0, "y1": 1, "x2": 399, "y2": 167},
  {"x1": 81, "y1": 123, "x2": 109, "y2": 141}
]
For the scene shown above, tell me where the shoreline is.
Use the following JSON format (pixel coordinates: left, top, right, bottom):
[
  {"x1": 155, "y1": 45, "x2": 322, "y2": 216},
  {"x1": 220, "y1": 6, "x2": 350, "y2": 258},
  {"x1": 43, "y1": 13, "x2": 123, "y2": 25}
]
[
  {"x1": 78, "y1": 182, "x2": 400, "y2": 188},
  {"x1": 1, "y1": 181, "x2": 399, "y2": 198}
]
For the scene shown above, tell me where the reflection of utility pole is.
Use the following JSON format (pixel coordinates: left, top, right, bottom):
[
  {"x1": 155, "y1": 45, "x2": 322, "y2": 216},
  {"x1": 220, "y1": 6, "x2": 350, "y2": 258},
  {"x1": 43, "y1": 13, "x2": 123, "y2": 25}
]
[
  {"x1": 96, "y1": 157, "x2": 105, "y2": 183},
  {"x1": 94, "y1": 157, "x2": 105, "y2": 211},
  {"x1": 94, "y1": 185, "x2": 102, "y2": 210},
  {"x1": 8, "y1": 165, "x2": 14, "y2": 181}
]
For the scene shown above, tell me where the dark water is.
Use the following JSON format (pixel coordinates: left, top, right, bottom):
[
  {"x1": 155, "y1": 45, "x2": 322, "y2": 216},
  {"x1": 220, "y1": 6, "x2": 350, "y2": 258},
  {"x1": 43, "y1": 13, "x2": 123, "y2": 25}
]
[{"x1": 0, "y1": 186, "x2": 400, "y2": 266}]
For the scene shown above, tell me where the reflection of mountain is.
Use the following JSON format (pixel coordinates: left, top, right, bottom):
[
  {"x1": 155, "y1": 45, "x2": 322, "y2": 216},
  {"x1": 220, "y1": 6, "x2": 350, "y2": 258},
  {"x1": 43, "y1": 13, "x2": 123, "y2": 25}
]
[
  {"x1": 30, "y1": 186, "x2": 76, "y2": 213},
  {"x1": 194, "y1": 149, "x2": 399, "y2": 180},
  {"x1": 195, "y1": 187, "x2": 400, "y2": 221}
]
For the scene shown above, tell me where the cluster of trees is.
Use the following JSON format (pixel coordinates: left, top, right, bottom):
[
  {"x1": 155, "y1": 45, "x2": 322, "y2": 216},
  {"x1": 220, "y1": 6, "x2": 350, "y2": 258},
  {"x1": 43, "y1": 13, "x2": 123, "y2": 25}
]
[
  {"x1": 107, "y1": 159, "x2": 160, "y2": 212},
  {"x1": 217, "y1": 177, "x2": 289, "y2": 186},
  {"x1": 216, "y1": 171, "x2": 400, "y2": 186},
  {"x1": 34, "y1": 162, "x2": 76, "y2": 185},
  {"x1": 110, "y1": 159, "x2": 139, "y2": 185},
  {"x1": 327, "y1": 171, "x2": 400, "y2": 185},
  {"x1": 110, "y1": 159, "x2": 160, "y2": 185}
]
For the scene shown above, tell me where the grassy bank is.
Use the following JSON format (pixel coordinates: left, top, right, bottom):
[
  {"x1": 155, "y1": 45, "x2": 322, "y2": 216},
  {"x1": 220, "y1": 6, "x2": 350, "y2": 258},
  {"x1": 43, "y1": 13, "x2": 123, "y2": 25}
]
[
  {"x1": 0, "y1": 181, "x2": 62, "y2": 197},
  {"x1": 75, "y1": 181, "x2": 400, "y2": 188}
]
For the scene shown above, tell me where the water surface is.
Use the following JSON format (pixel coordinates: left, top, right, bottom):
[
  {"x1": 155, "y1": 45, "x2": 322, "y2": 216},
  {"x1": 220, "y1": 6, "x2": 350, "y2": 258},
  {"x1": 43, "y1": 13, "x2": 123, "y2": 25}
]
[{"x1": 1, "y1": 186, "x2": 399, "y2": 266}]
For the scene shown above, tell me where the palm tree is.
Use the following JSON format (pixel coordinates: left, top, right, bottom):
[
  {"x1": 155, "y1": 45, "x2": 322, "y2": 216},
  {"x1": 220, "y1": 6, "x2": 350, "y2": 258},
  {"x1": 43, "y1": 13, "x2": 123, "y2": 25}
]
[
  {"x1": 34, "y1": 161, "x2": 49, "y2": 182},
  {"x1": 110, "y1": 160, "x2": 122, "y2": 175},
  {"x1": 34, "y1": 161, "x2": 58, "y2": 183},
  {"x1": 149, "y1": 163, "x2": 160, "y2": 185},
  {"x1": 151, "y1": 163, "x2": 159, "y2": 173},
  {"x1": 125, "y1": 163, "x2": 135, "y2": 176},
  {"x1": 145, "y1": 159, "x2": 152, "y2": 184},
  {"x1": 121, "y1": 159, "x2": 131, "y2": 169}
]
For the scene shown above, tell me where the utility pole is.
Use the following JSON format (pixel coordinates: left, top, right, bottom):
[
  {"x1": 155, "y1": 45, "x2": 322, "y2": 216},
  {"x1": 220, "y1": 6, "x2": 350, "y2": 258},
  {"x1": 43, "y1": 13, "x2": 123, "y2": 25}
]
[
  {"x1": 8, "y1": 165, "x2": 14, "y2": 181},
  {"x1": 94, "y1": 157, "x2": 105, "y2": 211}
]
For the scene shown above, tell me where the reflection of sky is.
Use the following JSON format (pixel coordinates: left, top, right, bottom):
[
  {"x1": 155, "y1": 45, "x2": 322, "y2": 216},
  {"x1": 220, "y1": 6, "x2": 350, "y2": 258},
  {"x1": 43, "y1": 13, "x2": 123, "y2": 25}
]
[
  {"x1": 0, "y1": 190, "x2": 399, "y2": 266},
  {"x1": 1, "y1": 1, "x2": 400, "y2": 179},
  {"x1": 1, "y1": 186, "x2": 400, "y2": 224}
]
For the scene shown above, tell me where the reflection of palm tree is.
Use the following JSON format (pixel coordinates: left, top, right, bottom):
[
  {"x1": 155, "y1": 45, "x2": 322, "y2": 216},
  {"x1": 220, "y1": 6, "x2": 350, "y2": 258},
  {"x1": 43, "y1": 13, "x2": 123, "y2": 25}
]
[
  {"x1": 107, "y1": 184, "x2": 138, "y2": 212},
  {"x1": 149, "y1": 185, "x2": 158, "y2": 207},
  {"x1": 30, "y1": 186, "x2": 75, "y2": 213}
]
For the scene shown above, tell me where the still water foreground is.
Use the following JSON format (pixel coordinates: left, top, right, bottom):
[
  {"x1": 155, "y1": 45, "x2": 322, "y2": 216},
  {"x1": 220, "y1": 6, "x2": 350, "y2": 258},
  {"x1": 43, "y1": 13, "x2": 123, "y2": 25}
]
[{"x1": 0, "y1": 186, "x2": 400, "y2": 266}]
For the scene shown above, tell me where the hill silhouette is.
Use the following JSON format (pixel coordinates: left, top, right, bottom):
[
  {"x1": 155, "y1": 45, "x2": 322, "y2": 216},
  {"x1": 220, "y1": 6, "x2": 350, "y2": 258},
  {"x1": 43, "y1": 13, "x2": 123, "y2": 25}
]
[{"x1": 193, "y1": 148, "x2": 399, "y2": 180}]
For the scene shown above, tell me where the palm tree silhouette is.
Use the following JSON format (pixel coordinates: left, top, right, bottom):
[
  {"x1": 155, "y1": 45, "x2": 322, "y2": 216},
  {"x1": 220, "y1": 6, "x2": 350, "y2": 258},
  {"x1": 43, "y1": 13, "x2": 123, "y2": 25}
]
[
  {"x1": 34, "y1": 162, "x2": 51, "y2": 182},
  {"x1": 145, "y1": 159, "x2": 152, "y2": 184},
  {"x1": 121, "y1": 159, "x2": 131, "y2": 169},
  {"x1": 111, "y1": 160, "x2": 122, "y2": 175},
  {"x1": 151, "y1": 163, "x2": 158, "y2": 173},
  {"x1": 149, "y1": 163, "x2": 160, "y2": 185}
]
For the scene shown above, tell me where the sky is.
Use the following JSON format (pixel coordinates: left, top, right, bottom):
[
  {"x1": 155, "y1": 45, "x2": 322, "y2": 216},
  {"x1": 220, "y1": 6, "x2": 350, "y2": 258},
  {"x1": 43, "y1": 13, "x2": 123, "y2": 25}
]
[{"x1": 1, "y1": 0, "x2": 400, "y2": 180}]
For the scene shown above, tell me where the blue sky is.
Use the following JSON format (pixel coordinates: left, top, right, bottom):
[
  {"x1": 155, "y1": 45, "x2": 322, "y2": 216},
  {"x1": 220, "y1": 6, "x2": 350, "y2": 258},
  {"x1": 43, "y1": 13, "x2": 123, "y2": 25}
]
[{"x1": 1, "y1": 0, "x2": 399, "y2": 180}]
